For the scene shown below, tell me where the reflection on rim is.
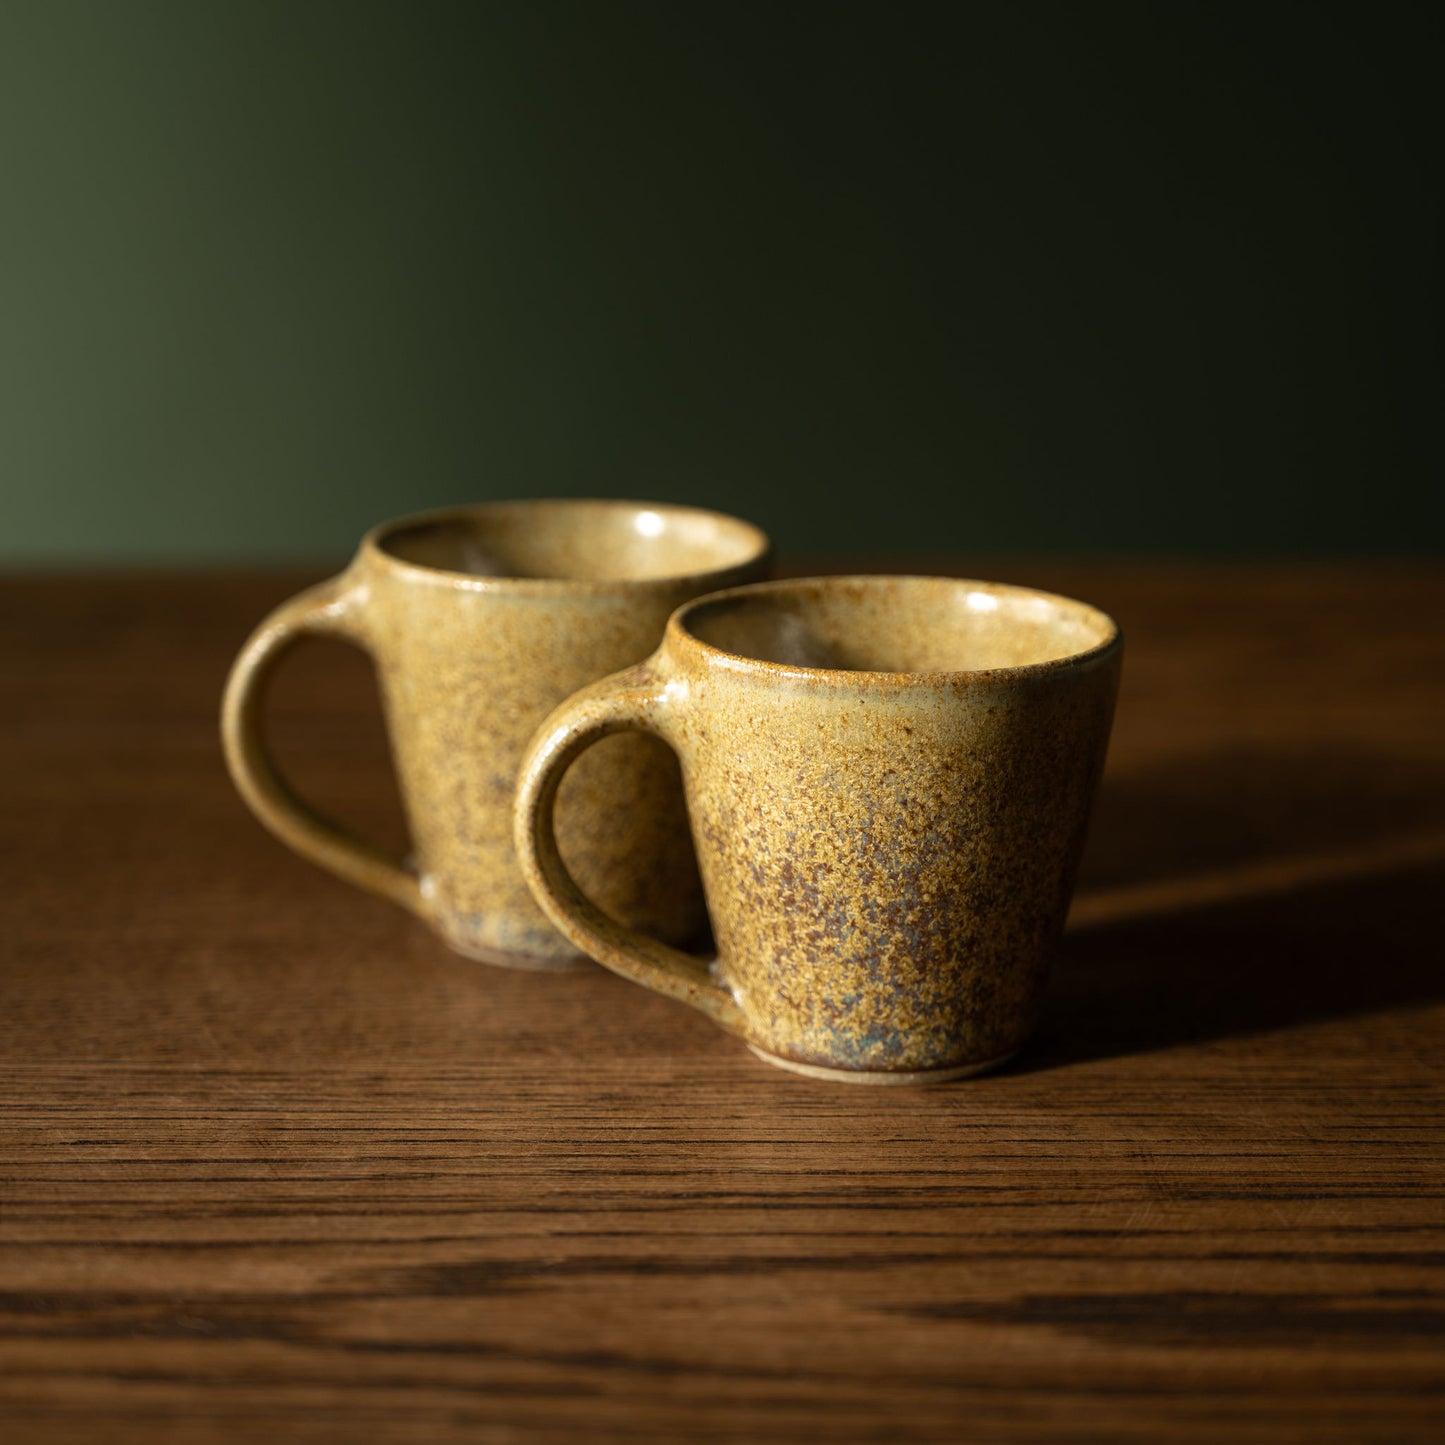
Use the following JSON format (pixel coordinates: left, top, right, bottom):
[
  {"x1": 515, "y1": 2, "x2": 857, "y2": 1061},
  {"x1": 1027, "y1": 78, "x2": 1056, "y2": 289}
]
[
  {"x1": 671, "y1": 575, "x2": 1121, "y2": 682},
  {"x1": 360, "y1": 499, "x2": 772, "y2": 590}
]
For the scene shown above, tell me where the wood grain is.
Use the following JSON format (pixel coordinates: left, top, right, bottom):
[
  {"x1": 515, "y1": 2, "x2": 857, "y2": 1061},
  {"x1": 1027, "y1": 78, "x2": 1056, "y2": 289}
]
[{"x1": 1, "y1": 563, "x2": 1442, "y2": 1443}]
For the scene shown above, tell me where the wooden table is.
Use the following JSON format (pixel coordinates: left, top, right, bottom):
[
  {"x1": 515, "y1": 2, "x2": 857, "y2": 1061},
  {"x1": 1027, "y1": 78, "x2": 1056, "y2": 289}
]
[{"x1": 2, "y1": 563, "x2": 1442, "y2": 1443}]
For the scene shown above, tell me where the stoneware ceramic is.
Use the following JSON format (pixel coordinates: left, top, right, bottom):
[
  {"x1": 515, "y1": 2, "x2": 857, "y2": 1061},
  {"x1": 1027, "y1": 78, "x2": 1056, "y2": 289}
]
[
  {"x1": 221, "y1": 500, "x2": 771, "y2": 969},
  {"x1": 515, "y1": 575, "x2": 1122, "y2": 1080}
]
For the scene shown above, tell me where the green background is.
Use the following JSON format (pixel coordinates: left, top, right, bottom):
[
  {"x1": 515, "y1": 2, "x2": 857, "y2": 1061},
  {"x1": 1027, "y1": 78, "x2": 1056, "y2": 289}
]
[{"x1": 1, "y1": 1, "x2": 1439, "y2": 564}]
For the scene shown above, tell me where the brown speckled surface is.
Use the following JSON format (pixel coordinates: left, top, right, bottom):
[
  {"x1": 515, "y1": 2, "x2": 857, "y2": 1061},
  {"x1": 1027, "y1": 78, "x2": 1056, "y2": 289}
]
[
  {"x1": 222, "y1": 500, "x2": 770, "y2": 968},
  {"x1": 516, "y1": 576, "x2": 1121, "y2": 1076}
]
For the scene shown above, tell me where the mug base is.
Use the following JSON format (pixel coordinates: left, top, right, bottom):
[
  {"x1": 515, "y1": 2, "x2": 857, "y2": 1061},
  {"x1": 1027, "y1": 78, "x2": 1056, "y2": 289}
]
[
  {"x1": 747, "y1": 1044, "x2": 1017, "y2": 1086},
  {"x1": 443, "y1": 936, "x2": 597, "y2": 974}
]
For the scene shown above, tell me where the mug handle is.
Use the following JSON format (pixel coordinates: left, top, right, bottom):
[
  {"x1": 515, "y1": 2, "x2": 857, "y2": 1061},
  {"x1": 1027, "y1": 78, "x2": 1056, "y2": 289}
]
[
  {"x1": 513, "y1": 663, "x2": 745, "y2": 1035},
  {"x1": 221, "y1": 573, "x2": 424, "y2": 915}
]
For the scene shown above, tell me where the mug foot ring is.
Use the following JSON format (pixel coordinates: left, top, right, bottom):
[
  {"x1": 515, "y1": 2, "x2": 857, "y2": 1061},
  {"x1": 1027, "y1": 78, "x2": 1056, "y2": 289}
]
[{"x1": 747, "y1": 1045, "x2": 1016, "y2": 1085}]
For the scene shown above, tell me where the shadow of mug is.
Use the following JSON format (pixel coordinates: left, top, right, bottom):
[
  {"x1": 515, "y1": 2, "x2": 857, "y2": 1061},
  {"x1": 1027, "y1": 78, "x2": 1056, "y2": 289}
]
[{"x1": 1020, "y1": 744, "x2": 1445, "y2": 1072}]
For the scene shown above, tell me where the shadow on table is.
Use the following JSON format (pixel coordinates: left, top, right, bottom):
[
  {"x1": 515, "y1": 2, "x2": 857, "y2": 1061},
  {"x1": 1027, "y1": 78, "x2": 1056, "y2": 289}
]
[{"x1": 1019, "y1": 745, "x2": 1445, "y2": 1072}]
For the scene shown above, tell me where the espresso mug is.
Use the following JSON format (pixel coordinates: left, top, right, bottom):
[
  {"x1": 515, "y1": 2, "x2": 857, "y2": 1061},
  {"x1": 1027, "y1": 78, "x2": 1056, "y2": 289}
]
[
  {"x1": 515, "y1": 575, "x2": 1121, "y2": 1078},
  {"x1": 222, "y1": 500, "x2": 770, "y2": 968}
]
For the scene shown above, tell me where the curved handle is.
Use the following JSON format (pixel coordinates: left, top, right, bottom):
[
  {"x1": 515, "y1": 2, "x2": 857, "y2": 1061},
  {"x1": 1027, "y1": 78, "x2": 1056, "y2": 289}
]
[
  {"x1": 513, "y1": 663, "x2": 744, "y2": 1035},
  {"x1": 221, "y1": 573, "x2": 424, "y2": 915}
]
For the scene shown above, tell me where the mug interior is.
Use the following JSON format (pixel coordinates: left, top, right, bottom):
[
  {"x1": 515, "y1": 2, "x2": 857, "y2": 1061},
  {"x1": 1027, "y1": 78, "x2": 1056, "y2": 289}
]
[
  {"x1": 680, "y1": 577, "x2": 1117, "y2": 674},
  {"x1": 375, "y1": 500, "x2": 767, "y2": 583}
]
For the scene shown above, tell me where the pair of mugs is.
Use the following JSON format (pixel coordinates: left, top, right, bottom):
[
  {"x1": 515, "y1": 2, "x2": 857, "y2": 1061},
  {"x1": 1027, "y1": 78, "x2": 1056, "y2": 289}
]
[{"x1": 222, "y1": 500, "x2": 1121, "y2": 1084}]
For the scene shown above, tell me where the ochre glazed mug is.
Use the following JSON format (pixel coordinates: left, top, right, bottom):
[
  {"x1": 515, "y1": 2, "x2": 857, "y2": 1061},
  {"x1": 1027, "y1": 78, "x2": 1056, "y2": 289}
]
[
  {"x1": 515, "y1": 575, "x2": 1122, "y2": 1079},
  {"x1": 221, "y1": 500, "x2": 770, "y2": 969}
]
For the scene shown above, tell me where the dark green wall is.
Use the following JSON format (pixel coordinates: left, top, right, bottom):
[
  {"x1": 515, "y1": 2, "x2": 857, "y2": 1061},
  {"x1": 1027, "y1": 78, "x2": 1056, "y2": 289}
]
[{"x1": 1, "y1": 1, "x2": 1439, "y2": 562}]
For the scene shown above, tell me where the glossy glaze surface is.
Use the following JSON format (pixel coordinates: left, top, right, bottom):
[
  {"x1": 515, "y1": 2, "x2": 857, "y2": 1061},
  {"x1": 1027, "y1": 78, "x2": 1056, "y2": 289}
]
[
  {"x1": 516, "y1": 576, "x2": 1121, "y2": 1071},
  {"x1": 222, "y1": 500, "x2": 770, "y2": 967}
]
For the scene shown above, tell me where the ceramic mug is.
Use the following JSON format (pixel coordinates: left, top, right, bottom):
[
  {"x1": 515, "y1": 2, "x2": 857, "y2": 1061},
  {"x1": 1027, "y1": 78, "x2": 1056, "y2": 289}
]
[
  {"x1": 515, "y1": 575, "x2": 1122, "y2": 1078},
  {"x1": 222, "y1": 500, "x2": 771, "y2": 969}
]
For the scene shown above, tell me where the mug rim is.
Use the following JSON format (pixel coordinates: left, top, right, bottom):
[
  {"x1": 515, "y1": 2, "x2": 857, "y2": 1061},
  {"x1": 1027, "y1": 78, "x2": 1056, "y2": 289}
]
[
  {"x1": 667, "y1": 574, "x2": 1123, "y2": 684},
  {"x1": 358, "y1": 498, "x2": 772, "y2": 593}
]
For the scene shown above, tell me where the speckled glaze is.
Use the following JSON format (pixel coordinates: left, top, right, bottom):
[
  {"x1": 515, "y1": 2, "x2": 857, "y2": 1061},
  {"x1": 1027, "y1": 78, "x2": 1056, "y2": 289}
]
[
  {"x1": 515, "y1": 576, "x2": 1122, "y2": 1078},
  {"x1": 221, "y1": 500, "x2": 770, "y2": 969}
]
